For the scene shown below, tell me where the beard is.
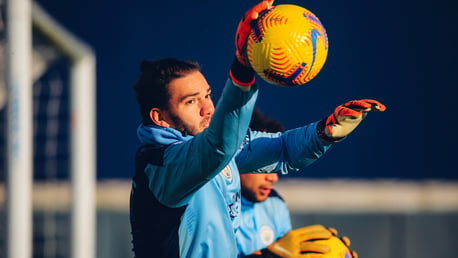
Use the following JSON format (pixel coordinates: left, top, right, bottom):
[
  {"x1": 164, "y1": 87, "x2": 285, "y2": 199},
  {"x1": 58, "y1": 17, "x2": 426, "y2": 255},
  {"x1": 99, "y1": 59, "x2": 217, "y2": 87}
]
[
  {"x1": 169, "y1": 113, "x2": 195, "y2": 136},
  {"x1": 241, "y1": 188, "x2": 260, "y2": 203}
]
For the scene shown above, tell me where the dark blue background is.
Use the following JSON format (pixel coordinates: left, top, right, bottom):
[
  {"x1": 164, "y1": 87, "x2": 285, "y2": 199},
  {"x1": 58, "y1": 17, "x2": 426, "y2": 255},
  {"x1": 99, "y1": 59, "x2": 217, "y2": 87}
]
[{"x1": 35, "y1": 0, "x2": 458, "y2": 180}]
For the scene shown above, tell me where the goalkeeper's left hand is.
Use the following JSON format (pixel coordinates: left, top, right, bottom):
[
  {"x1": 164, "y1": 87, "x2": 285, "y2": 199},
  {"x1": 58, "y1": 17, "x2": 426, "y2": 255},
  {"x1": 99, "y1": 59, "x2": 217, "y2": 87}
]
[{"x1": 317, "y1": 99, "x2": 386, "y2": 142}]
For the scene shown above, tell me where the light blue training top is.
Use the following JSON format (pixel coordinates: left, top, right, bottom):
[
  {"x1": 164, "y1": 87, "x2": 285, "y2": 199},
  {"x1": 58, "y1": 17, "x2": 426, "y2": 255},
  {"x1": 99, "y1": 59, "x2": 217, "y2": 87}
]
[
  {"x1": 131, "y1": 78, "x2": 331, "y2": 258},
  {"x1": 237, "y1": 191, "x2": 292, "y2": 257}
]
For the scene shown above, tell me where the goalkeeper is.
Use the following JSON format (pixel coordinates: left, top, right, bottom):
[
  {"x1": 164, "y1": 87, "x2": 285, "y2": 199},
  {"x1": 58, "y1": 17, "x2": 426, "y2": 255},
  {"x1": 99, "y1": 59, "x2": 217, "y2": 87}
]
[
  {"x1": 130, "y1": 0, "x2": 385, "y2": 257},
  {"x1": 237, "y1": 109, "x2": 358, "y2": 258}
]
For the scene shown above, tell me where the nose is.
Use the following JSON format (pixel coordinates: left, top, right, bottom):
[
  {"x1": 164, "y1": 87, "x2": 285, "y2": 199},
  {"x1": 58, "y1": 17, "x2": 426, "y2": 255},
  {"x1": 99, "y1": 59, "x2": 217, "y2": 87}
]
[
  {"x1": 200, "y1": 98, "x2": 214, "y2": 116},
  {"x1": 266, "y1": 173, "x2": 279, "y2": 183}
]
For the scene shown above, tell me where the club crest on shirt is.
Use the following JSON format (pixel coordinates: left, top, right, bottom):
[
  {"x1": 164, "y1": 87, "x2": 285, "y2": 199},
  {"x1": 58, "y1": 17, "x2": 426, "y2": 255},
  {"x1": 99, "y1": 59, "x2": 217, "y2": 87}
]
[
  {"x1": 221, "y1": 166, "x2": 232, "y2": 182},
  {"x1": 240, "y1": 134, "x2": 250, "y2": 150},
  {"x1": 260, "y1": 225, "x2": 275, "y2": 245}
]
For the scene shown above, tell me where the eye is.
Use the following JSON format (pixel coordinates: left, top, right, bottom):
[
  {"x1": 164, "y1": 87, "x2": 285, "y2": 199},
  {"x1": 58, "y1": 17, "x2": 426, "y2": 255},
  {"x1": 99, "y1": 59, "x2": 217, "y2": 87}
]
[{"x1": 186, "y1": 99, "x2": 196, "y2": 105}]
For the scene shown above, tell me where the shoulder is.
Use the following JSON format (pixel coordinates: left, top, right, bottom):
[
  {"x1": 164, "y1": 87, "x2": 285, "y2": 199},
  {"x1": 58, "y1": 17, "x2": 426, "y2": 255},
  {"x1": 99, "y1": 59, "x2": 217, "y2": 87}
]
[{"x1": 135, "y1": 144, "x2": 169, "y2": 168}]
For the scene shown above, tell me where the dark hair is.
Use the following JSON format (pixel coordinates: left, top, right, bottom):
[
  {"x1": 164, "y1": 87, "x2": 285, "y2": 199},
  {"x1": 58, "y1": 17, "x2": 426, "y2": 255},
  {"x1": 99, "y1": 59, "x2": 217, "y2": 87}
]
[
  {"x1": 249, "y1": 107, "x2": 285, "y2": 133},
  {"x1": 133, "y1": 58, "x2": 201, "y2": 125}
]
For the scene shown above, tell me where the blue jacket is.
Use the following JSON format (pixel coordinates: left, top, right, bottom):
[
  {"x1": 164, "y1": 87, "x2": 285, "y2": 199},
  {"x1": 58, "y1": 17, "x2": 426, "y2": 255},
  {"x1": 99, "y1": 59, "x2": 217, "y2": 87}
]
[{"x1": 130, "y1": 78, "x2": 331, "y2": 258}]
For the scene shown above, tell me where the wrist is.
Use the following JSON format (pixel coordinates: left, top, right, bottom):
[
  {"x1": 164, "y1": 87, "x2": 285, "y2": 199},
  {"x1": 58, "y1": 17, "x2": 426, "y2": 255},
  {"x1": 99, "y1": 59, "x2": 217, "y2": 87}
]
[
  {"x1": 230, "y1": 56, "x2": 255, "y2": 87},
  {"x1": 317, "y1": 118, "x2": 343, "y2": 143}
]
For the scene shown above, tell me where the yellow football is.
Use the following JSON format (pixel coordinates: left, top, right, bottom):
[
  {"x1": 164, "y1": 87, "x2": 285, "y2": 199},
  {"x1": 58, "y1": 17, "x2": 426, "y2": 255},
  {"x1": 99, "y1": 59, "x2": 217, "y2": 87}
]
[{"x1": 246, "y1": 4, "x2": 329, "y2": 87}]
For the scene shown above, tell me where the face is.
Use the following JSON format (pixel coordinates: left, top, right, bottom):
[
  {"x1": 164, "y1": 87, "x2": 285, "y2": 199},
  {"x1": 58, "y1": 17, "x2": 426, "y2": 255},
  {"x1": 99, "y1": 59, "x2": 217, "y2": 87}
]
[
  {"x1": 157, "y1": 71, "x2": 214, "y2": 136},
  {"x1": 240, "y1": 173, "x2": 279, "y2": 203}
]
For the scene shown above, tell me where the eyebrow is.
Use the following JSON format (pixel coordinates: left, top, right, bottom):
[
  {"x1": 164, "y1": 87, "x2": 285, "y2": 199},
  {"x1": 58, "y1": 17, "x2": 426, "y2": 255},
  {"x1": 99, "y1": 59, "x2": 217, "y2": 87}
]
[{"x1": 179, "y1": 86, "x2": 211, "y2": 103}]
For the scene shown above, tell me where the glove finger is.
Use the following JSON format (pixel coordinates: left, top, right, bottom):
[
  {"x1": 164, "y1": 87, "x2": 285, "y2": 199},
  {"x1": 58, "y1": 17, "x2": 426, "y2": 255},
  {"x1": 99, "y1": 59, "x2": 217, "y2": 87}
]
[
  {"x1": 340, "y1": 236, "x2": 351, "y2": 247},
  {"x1": 342, "y1": 100, "x2": 374, "y2": 111},
  {"x1": 236, "y1": 26, "x2": 251, "y2": 52},
  {"x1": 351, "y1": 250, "x2": 359, "y2": 258},
  {"x1": 290, "y1": 225, "x2": 328, "y2": 237},
  {"x1": 327, "y1": 227, "x2": 338, "y2": 236},
  {"x1": 360, "y1": 99, "x2": 386, "y2": 112},
  {"x1": 299, "y1": 242, "x2": 331, "y2": 254},
  {"x1": 288, "y1": 224, "x2": 327, "y2": 238},
  {"x1": 245, "y1": 0, "x2": 274, "y2": 22},
  {"x1": 334, "y1": 106, "x2": 363, "y2": 118},
  {"x1": 297, "y1": 229, "x2": 332, "y2": 242}
]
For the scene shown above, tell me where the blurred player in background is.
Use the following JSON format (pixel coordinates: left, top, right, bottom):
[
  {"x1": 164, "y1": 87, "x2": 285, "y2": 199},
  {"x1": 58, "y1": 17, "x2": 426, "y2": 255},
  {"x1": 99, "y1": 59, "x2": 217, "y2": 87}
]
[
  {"x1": 130, "y1": 0, "x2": 385, "y2": 257},
  {"x1": 237, "y1": 108, "x2": 358, "y2": 257},
  {"x1": 238, "y1": 108, "x2": 291, "y2": 256}
]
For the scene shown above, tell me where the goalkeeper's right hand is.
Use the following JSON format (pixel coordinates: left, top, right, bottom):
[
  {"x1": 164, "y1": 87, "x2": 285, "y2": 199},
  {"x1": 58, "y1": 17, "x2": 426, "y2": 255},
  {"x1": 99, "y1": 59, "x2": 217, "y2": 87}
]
[
  {"x1": 235, "y1": 0, "x2": 274, "y2": 66},
  {"x1": 231, "y1": 0, "x2": 274, "y2": 87},
  {"x1": 261, "y1": 224, "x2": 334, "y2": 258}
]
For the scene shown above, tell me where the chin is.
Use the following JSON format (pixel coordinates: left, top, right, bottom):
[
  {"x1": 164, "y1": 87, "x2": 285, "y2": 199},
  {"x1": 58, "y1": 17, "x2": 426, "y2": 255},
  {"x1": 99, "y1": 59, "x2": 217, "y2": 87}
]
[{"x1": 257, "y1": 196, "x2": 268, "y2": 203}]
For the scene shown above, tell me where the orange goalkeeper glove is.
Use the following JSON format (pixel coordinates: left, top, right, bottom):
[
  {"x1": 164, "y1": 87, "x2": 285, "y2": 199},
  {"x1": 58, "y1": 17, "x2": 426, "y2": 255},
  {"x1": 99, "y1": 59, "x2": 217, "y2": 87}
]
[
  {"x1": 231, "y1": 0, "x2": 273, "y2": 87},
  {"x1": 235, "y1": 0, "x2": 274, "y2": 66},
  {"x1": 255, "y1": 226, "x2": 358, "y2": 258},
  {"x1": 317, "y1": 99, "x2": 386, "y2": 142}
]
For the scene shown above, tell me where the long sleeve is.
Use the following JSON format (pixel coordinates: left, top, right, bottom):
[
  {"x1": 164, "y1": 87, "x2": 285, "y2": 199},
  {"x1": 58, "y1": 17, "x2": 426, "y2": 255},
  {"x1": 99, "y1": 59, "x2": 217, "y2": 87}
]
[
  {"x1": 144, "y1": 79, "x2": 258, "y2": 207},
  {"x1": 236, "y1": 122, "x2": 333, "y2": 175}
]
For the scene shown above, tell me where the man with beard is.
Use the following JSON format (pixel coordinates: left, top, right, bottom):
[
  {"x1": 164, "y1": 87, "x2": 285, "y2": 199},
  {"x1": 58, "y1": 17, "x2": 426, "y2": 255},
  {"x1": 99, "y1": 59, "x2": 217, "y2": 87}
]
[{"x1": 129, "y1": 0, "x2": 385, "y2": 257}]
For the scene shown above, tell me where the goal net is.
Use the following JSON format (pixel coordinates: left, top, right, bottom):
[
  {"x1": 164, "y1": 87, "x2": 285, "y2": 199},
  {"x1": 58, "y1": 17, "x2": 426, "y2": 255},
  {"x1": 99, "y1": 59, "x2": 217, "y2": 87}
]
[{"x1": 0, "y1": 1, "x2": 96, "y2": 258}]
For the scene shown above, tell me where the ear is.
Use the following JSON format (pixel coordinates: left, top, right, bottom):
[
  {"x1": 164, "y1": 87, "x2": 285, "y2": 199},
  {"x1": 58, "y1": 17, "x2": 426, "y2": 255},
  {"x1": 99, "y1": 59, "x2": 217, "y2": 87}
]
[{"x1": 150, "y1": 108, "x2": 171, "y2": 127}]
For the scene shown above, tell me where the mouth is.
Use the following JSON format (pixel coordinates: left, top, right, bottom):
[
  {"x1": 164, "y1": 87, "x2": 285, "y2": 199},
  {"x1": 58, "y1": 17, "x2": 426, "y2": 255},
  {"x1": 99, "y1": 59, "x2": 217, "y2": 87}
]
[
  {"x1": 202, "y1": 118, "x2": 211, "y2": 128},
  {"x1": 259, "y1": 186, "x2": 272, "y2": 196}
]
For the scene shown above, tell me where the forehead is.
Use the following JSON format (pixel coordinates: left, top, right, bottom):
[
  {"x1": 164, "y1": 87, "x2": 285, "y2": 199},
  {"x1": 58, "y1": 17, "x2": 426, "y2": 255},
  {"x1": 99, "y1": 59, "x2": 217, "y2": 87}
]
[{"x1": 167, "y1": 71, "x2": 210, "y2": 101}]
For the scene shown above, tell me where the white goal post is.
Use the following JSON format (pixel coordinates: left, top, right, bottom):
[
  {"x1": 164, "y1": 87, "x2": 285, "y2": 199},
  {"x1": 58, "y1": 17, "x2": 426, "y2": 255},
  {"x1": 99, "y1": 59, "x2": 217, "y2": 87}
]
[{"x1": 6, "y1": 1, "x2": 96, "y2": 258}]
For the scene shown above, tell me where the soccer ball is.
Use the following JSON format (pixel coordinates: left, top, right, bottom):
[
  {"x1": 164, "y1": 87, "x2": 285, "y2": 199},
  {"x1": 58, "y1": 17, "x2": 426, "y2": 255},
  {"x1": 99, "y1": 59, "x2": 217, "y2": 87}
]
[{"x1": 246, "y1": 4, "x2": 329, "y2": 87}]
